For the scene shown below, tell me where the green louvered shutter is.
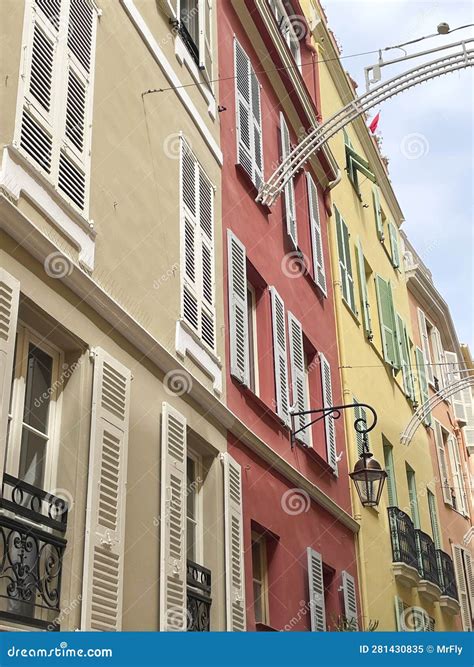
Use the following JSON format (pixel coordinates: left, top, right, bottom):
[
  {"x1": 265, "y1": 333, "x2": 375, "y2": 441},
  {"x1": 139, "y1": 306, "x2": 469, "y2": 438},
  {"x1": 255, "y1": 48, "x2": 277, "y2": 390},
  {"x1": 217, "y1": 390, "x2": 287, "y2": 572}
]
[
  {"x1": 375, "y1": 275, "x2": 399, "y2": 369},
  {"x1": 355, "y1": 239, "x2": 372, "y2": 339},
  {"x1": 388, "y1": 222, "x2": 400, "y2": 269},
  {"x1": 383, "y1": 441, "x2": 398, "y2": 507}
]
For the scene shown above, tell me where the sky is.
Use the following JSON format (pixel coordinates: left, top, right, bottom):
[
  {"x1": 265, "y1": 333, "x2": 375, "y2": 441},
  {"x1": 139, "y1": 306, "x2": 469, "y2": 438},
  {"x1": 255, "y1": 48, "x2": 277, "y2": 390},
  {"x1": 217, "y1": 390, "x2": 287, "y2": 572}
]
[{"x1": 323, "y1": 0, "x2": 474, "y2": 351}]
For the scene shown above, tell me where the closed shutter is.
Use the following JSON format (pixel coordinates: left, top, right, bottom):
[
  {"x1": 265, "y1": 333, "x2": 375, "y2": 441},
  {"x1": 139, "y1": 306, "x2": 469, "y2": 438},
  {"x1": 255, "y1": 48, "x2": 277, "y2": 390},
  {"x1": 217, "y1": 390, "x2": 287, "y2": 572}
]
[
  {"x1": 306, "y1": 173, "x2": 327, "y2": 295},
  {"x1": 445, "y1": 351, "x2": 467, "y2": 423},
  {"x1": 82, "y1": 349, "x2": 131, "y2": 631},
  {"x1": 415, "y1": 347, "x2": 431, "y2": 426},
  {"x1": 288, "y1": 313, "x2": 309, "y2": 446},
  {"x1": 198, "y1": 0, "x2": 212, "y2": 83},
  {"x1": 447, "y1": 435, "x2": 468, "y2": 515},
  {"x1": 341, "y1": 571, "x2": 358, "y2": 628},
  {"x1": 199, "y1": 169, "x2": 215, "y2": 350},
  {"x1": 280, "y1": 113, "x2": 297, "y2": 247},
  {"x1": 270, "y1": 287, "x2": 290, "y2": 425},
  {"x1": 375, "y1": 275, "x2": 399, "y2": 369},
  {"x1": 320, "y1": 353, "x2": 337, "y2": 473},
  {"x1": 159, "y1": 403, "x2": 187, "y2": 631},
  {"x1": 417, "y1": 309, "x2": 434, "y2": 385},
  {"x1": 234, "y1": 40, "x2": 263, "y2": 188},
  {"x1": 452, "y1": 545, "x2": 472, "y2": 631},
  {"x1": 0, "y1": 270, "x2": 20, "y2": 483},
  {"x1": 433, "y1": 421, "x2": 452, "y2": 505},
  {"x1": 372, "y1": 185, "x2": 384, "y2": 240},
  {"x1": 228, "y1": 231, "x2": 249, "y2": 385},
  {"x1": 335, "y1": 208, "x2": 355, "y2": 312},
  {"x1": 307, "y1": 548, "x2": 325, "y2": 631},
  {"x1": 388, "y1": 222, "x2": 400, "y2": 268},
  {"x1": 355, "y1": 239, "x2": 371, "y2": 339},
  {"x1": 353, "y1": 398, "x2": 368, "y2": 456},
  {"x1": 222, "y1": 453, "x2": 246, "y2": 631}
]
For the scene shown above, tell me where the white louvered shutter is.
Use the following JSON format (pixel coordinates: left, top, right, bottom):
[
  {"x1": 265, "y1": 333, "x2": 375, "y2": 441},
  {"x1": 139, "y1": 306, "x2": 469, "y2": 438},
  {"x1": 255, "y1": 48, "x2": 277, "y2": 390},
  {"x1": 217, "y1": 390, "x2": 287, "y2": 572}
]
[
  {"x1": 270, "y1": 287, "x2": 290, "y2": 425},
  {"x1": 181, "y1": 142, "x2": 199, "y2": 333},
  {"x1": 433, "y1": 421, "x2": 452, "y2": 505},
  {"x1": 288, "y1": 313, "x2": 309, "y2": 446},
  {"x1": 320, "y1": 353, "x2": 337, "y2": 473},
  {"x1": 447, "y1": 435, "x2": 468, "y2": 515},
  {"x1": 199, "y1": 168, "x2": 216, "y2": 350},
  {"x1": 82, "y1": 349, "x2": 131, "y2": 631},
  {"x1": 280, "y1": 113, "x2": 297, "y2": 247},
  {"x1": 415, "y1": 347, "x2": 431, "y2": 426},
  {"x1": 355, "y1": 239, "x2": 371, "y2": 339},
  {"x1": 341, "y1": 571, "x2": 358, "y2": 628},
  {"x1": 234, "y1": 40, "x2": 253, "y2": 182},
  {"x1": 445, "y1": 351, "x2": 467, "y2": 423},
  {"x1": 431, "y1": 328, "x2": 446, "y2": 389},
  {"x1": 222, "y1": 453, "x2": 246, "y2": 631},
  {"x1": 228, "y1": 231, "x2": 249, "y2": 385},
  {"x1": 251, "y1": 70, "x2": 263, "y2": 189},
  {"x1": 464, "y1": 550, "x2": 474, "y2": 613},
  {"x1": 159, "y1": 403, "x2": 187, "y2": 631},
  {"x1": 394, "y1": 596, "x2": 405, "y2": 631},
  {"x1": 198, "y1": 0, "x2": 213, "y2": 83},
  {"x1": 306, "y1": 173, "x2": 326, "y2": 295},
  {"x1": 452, "y1": 545, "x2": 472, "y2": 631},
  {"x1": 307, "y1": 548, "x2": 325, "y2": 631},
  {"x1": 0, "y1": 270, "x2": 20, "y2": 483},
  {"x1": 464, "y1": 391, "x2": 474, "y2": 449},
  {"x1": 417, "y1": 309, "x2": 434, "y2": 385}
]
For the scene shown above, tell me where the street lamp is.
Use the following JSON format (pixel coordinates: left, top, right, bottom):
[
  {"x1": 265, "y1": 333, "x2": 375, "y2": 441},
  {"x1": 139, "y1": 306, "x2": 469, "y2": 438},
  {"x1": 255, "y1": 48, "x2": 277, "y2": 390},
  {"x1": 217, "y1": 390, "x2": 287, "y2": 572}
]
[{"x1": 290, "y1": 402, "x2": 387, "y2": 508}]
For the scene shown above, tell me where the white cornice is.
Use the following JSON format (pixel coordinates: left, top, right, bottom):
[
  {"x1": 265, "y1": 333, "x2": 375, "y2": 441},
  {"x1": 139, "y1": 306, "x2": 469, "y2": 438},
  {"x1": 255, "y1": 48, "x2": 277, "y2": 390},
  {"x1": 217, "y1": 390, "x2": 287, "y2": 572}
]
[{"x1": 0, "y1": 194, "x2": 359, "y2": 533}]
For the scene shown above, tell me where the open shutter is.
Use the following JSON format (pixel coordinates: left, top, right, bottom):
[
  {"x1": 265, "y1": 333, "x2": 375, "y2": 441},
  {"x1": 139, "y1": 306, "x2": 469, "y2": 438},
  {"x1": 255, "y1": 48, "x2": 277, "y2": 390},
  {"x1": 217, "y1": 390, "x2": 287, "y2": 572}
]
[
  {"x1": 464, "y1": 550, "x2": 474, "y2": 613},
  {"x1": 417, "y1": 309, "x2": 434, "y2": 385},
  {"x1": 199, "y1": 168, "x2": 215, "y2": 350},
  {"x1": 307, "y1": 548, "x2": 325, "y2": 631},
  {"x1": 251, "y1": 72, "x2": 263, "y2": 188},
  {"x1": 335, "y1": 208, "x2": 355, "y2": 312},
  {"x1": 383, "y1": 443, "x2": 398, "y2": 507},
  {"x1": 341, "y1": 571, "x2": 358, "y2": 628},
  {"x1": 320, "y1": 353, "x2": 337, "y2": 473},
  {"x1": 415, "y1": 347, "x2": 431, "y2": 426},
  {"x1": 397, "y1": 315, "x2": 412, "y2": 399},
  {"x1": 234, "y1": 40, "x2": 252, "y2": 181},
  {"x1": 280, "y1": 113, "x2": 297, "y2": 247},
  {"x1": 447, "y1": 435, "x2": 467, "y2": 515},
  {"x1": 270, "y1": 287, "x2": 290, "y2": 425},
  {"x1": 353, "y1": 399, "x2": 367, "y2": 456},
  {"x1": 375, "y1": 275, "x2": 399, "y2": 368},
  {"x1": 427, "y1": 490, "x2": 441, "y2": 549},
  {"x1": 372, "y1": 185, "x2": 384, "y2": 240},
  {"x1": 198, "y1": 0, "x2": 212, "y2": 83},
  {"x1": 159, "y1": 403, "x2": 187, "y2": 631},
  {"x1": 306, "y1": 173, "x2": 327, "y2": 295},
  {"x1": 433, "y1": 421, "x2": 452, "y2": 505},
  {"x1": 464, "y1": 390, "x2": 474, "y2": 450},
  {"x1": 222, "y1": 453, "x2": 246, "y2": 631},
  {"x1": 431, "y1": 327, "x2": 446, "y2": 389},
  {"x1": 388, "y1": 222, "x2": 400, "y2": 268},
  {"x1": 394, "y1": 596, "x2": 405, "y2": 631},
  {"x1": 82, "y1": 349, "x2": 131, "y2": 631},
  {"x1": 181, "y1": 141, "x2": 199, "y2": 333},
  {"x1": 288, "y1": 313, "x2": 309, "y2": 446},
  {"x1": 335, "y1": 208, "x2": 348, "y2": 303},
  {"x1": 452, "y1": 545, "x2": 472, "y2": 631},
  {"x1": 445, "y1": 351, "x2": 467, "y2": 423},
  {"x1": 228, "y1": 231, "x2": 249, "y2": 385},
  {"x1": 0, "y1": 270, "x2": 20, "y2": 484},
  {"x1": 355, "y1": 239, "x2": 371, "y2": 339}
]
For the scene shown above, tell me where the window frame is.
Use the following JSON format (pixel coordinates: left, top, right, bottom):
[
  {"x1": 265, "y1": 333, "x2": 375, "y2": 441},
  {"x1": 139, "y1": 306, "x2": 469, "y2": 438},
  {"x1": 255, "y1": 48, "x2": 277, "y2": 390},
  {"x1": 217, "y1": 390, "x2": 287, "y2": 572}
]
[
  {"x1": 251, "y1": 531, "x2": 269, "y2": 626},
  {"x1": 186, "y1": 449, "x2": 203, "y2": 565},
  {"x1": 246, "y1": 282, "x2": 260, "y2": 396}
]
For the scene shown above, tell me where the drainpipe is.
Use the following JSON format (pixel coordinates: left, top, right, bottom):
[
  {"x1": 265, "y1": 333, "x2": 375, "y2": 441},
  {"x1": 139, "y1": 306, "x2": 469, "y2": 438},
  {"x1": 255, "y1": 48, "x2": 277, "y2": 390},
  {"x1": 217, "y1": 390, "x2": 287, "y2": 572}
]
[{"x1": 325, "y1": 185, "x2": 370, "y2": 627}]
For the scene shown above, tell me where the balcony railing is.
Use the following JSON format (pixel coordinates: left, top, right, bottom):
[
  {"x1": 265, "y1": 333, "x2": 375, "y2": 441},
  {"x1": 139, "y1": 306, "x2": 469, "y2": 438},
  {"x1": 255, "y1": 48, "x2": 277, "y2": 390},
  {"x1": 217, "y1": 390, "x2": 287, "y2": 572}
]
[
  {"x1": 186, "y1": 560, "x2": 211, "y2": 632},
  {"x1": 437, "y1": 549, "x2": 459, "y2": 600},
  {"x1": 415, "y1": 529, "x2": 440, "y2": 587},
  {"x1": 0, "y1": 474, "x2": 68, "y2": 630},
  {"x1": 387, "y1": 507, "x2": 419, "y2": 570}
]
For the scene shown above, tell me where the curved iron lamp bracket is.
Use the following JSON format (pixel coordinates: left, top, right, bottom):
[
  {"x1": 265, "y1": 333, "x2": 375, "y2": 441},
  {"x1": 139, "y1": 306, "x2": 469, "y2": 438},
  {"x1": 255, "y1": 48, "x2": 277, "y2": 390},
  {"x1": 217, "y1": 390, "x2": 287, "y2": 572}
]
[{"x1": 290, "y1": 402, "x2": 377, "y2": 449}]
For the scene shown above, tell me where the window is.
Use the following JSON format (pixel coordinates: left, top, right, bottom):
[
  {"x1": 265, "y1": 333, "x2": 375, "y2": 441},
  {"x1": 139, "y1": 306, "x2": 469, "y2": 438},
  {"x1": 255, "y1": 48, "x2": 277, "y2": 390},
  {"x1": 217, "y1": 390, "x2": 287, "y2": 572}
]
[
  {"x1": 180, "y1": 139, "x2": 216, "y2": 350},
  {"x1": 280, "y1": 113, "x2": 297, "y2": 247},
  {"x1": 383, "y1": 439, "x2": 398, "y2": 507},
  {"x1": 16, "y1": 0, "x2": 98, "y2": 213},
  {"x1": 186, "y1": 453, "x2": 202, "y2": 563},
  {"x1": 270, "y1": 287, "x2": 290, "y2": 425},
  {"x1": 355, "y1": 239, "x2": 372, "y2": 340},
  {"x1": 427, "y1": 489, "x2": 441, "y2": 549},
  {"x1": 247, "y1": 284, "x2": 259, "y2": 395},
  {"x1": 288, "y1": 313, "x2": 309, "y2": 446},
  {"x1": 447, "y1": 435, "x2": 468, "y2": 515},
  {"x1": 306, "y1": 173, "x2": 327, "y2": 295},
  {"x1": 406, "y1": 465, "x2": 420, "y2": 529},
  {"x1": 452, "y1": 544, "x2": 473, "y2": 631},
  {"x1": 252, "y1": 533, "x2": 269, "y2": 625},
  {"x1": 6, "y1": 326, "x2": 61, "y2": 491},
  {"x1": 267, "y1": 0, "x2": 302, "y2": 68},
  {"x1": 433, "y1": 420, "x2": 453, "y2": 506},
  {"x1": 179, "y1": 0, "x2": 212, "y2": 81},
  {"x1": 234, "y1": 40, "x2": 264, "y2": 189},
  {"x1": 335, "y1": 207, "x2": 356, "y2": 314},
  {"x1": 396, "y1": 315, "x2": 416, "y2": 402},
  {"x1": 375, "y1": 275, "x2": 399, "y2": 369},
  {"x1": 417, "y1": 309, "x2": 435, "y2": 386},
  {"x1": 343, "y1": 130, "x2": 375, "y2": 196}
]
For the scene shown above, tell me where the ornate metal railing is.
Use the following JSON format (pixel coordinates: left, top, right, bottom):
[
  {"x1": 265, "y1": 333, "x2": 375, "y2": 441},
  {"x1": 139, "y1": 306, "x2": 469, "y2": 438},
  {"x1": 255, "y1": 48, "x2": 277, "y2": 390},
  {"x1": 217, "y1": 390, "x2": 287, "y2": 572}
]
[
  {"x1": 186, "y1": 560, "x2": 211, "y2": 632},
  {"x1": 387, "y1": 507, "x2": 418, "y2": 570},
  {"x1": 436, "y1": 549, "x2": 458, "y2": 600},
  {"x1": 415, "y1": 530, "x2": 440, "y2": 587},
  {"x1": 0, "y1": 474, "x2": 68, "y2": 630}
]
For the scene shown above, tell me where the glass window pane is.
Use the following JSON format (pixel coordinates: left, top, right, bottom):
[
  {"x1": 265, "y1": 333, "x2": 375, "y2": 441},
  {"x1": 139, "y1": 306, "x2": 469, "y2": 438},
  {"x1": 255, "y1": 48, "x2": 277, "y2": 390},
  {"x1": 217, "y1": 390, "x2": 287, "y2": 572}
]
[
  {"x1": 253, "y1": 581, "x2": 263, "y2": 623},
  {"x1": 187, "y1": 517, "x2": 196, "y2": 561},
  {"x1": 23, "y1": 344, "x2": 53, "y2": 434},
  {"x1": 19, "y1": 428, "x2": 47, "y2": 488}
]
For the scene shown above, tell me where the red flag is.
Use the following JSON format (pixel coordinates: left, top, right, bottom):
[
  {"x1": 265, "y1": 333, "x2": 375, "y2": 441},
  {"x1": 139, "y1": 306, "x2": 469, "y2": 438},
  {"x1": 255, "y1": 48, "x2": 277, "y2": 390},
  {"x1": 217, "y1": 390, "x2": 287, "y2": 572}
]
[{"x1": 369, "y1": 111, "x2": 380, "y2": 134}]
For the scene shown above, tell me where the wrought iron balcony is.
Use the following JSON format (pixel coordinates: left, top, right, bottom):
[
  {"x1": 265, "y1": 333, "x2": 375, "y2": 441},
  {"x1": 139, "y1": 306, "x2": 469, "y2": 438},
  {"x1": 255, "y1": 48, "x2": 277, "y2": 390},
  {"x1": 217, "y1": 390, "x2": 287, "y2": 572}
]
[
  {"x1": 387, "y1": 507, "x2": 419, "y2": 570},
  {"x1": 415, "y1": 529, "x2": 440, "y2": 587},
  {"x1": 436, "y1": 549, "x2": 458, "y2": 600},
  {"x1": 0, "y1": 474, "x2": 68, "y2": 631},
  {"x1": 186, "y1": 560, "x2": 211, "y2": 632}
]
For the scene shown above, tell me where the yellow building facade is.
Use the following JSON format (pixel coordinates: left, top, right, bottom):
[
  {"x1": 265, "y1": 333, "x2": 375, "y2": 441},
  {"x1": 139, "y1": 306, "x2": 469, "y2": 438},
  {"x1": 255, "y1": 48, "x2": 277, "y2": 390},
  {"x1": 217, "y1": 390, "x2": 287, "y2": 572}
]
[{"x1": 303, "y1": 0, "x2": 464, "y2": 631}]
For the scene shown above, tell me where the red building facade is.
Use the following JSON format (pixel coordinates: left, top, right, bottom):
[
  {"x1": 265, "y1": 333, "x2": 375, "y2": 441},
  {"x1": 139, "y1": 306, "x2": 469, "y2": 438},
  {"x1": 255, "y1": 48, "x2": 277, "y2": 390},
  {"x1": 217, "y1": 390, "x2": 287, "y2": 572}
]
[{"x1": 218, "y1": 0, "x2": 360, "y2": 631}]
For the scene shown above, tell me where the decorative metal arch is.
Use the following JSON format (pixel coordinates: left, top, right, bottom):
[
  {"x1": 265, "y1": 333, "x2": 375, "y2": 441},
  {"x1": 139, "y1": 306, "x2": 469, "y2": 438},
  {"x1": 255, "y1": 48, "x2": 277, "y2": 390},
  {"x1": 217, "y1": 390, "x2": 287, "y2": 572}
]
[
  {"x1": 257, "y1": 39, "x2": 474, "y2": 206},
  {"x1": 400, "y1": 375, "x2": 474, "y2": 446}
]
